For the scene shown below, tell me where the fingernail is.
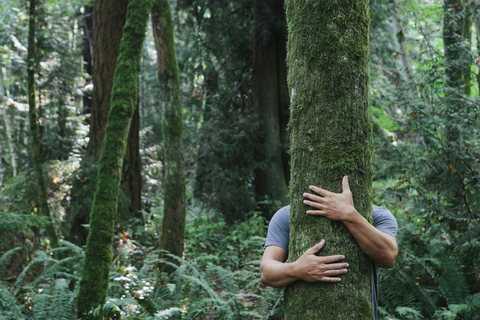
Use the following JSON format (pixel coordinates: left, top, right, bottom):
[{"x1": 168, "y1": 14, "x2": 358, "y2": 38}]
[
  {"x1": 341, "y1": 256, "x2": 345, "y2": 259},
  {"x1": 321, "y1": 239, "x2": 325, "y2": 243},
  {"x1": 302, "y1": 193, "x2": 306, "y2": 196},
  {"x1": 303, "y1": 200, "x2": 307, "y2": 204},
  {"x1": 309, "y1": 185, "x2": 313, "y2": 189},
  {"x1": 344, "y1": 176, "x2": 348, "y2": 181},
  {"x1": 345, "y1": 264, "x2": 349, "y2": 267},
  {"x1": 344, "y1": 269, "x2": 348, "y2": 273}
]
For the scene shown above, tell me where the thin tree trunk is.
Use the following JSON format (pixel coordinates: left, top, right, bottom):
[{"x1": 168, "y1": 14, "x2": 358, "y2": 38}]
[
  {"x1": 285, "y1": 0, "x2": 373, "y2": 318},
  {"x1": 76, "y1": 0, "x2": 152, "y2": 317},
  {"x1": 468, "y1": 0, "x2": 480, "y2": 92},
  {"x1": 0, "y1": 68, "x2": 17, "y2": 177},
  {"x1": 253, "y1": 0, "x2": 289, "y2": 219},
  {"x1": 68, "y1": 0, "x2": 142, "y2": 245},
  {"x1": 443, "y1": 0, "x2": 465, "y2": 90},
  {"x1": 152, "y1": 0, "x2": 186, "y2": 270},
  {"x1": 390, "y1": 0, "x2": 417, "y2": 90},
  {"x1": 462, "y1": 13, "x2": 472, "y2": 96},
  {"x1": 27, "y1": 0, "x2": 59, "y2": 248}
]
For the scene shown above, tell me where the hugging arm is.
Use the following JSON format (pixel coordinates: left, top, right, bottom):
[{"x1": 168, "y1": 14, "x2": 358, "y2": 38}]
[
  {"x1": 303, "y1": 176, "x2": 398, "y2": 268},
  {"x1": 260, "y1": 240, "x2": 349, "y2": 288}
]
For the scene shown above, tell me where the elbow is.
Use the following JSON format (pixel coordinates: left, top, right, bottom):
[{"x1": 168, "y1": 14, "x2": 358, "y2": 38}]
[{"x1": 378, "y1": 252, "x2": 397, "y2": 269}]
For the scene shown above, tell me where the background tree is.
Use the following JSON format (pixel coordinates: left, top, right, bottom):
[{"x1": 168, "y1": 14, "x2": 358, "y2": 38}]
[
  {"x1": 27, "y1": 0, "x2": 59, "y2": 248},
  {"x1": 285, "y1": 0, "x2": 373, "y2": 318},
  {"x1": 75, "y1": 0, "x2": 152, "y2": 317},
  {"x1": 67, "y1": 0, "x2": 143, "y2": 245},
  {"x1": 252, "y1": 0, "x2": 289, "y2": 219},
  {"x1": 151, "y1": 0, "x2": 186, "y2": 269}
]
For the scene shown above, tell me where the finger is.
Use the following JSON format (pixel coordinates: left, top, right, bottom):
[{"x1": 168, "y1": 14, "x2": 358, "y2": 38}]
[
  {"x1": 309, "y1": 185, "x2": 332, "y2": 196},
  {"x1": 305, "y1": 240, "x2": 325, "y2": 254},
  {"x1": 318, "y1": 277, "x2": 342, "y2": 283},
  {"x1": 342, "y1": 176, "x2": 350, "y2": 194},
  {"x1": 319, "y1": 255, "x2": 346, "y2": 263},
  {"x1": 306, "y1": 210, "x2": 324, "y2": 216},
  {"x1": 323, "y1": 269, "x2": 348, "y2": 277},
  {"x1": 303, "y1": 199, "x2": 322, "y2": 209},
  {"x1": 302, "y1": 192, "x2": 324, "y2": 203},
  {"x1": 321, "y1": 262, "x2": 349, "y2": 270}
]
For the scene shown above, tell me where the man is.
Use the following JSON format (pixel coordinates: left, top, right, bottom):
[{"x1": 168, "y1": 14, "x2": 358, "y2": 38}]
[{"x1": 260, "y1": 176, "x2": 398, "y2": 319}]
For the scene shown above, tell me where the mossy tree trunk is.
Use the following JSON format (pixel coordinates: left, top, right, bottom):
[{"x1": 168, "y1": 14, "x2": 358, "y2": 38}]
[
  {"x1": 443, "y1": 0, "x2": 466, "y2": 91},
  {"x1": 68, "y1": 0, "x2": 143, "y2": 245},
  {"x1": 252, "y1": 0, "x2": 289, "y2": 219},
  {"x1": 75, "y1": 0, "x2": 152, "y2": 317},
  {"x1": 27, "y1": 0, "x2": 59, "y2": 249},
  {"x1": 152, "y1": 0, "x2": 186, "y2": 269},
  {"x1": 285, "y1": 0, "x2": 373, "y2": 319},
  {"x1": 462, "y1": 11, "x2": 472, "y2": 96}
]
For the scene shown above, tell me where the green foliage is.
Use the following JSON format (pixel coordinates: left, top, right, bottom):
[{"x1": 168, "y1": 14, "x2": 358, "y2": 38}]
[
  {"x1": 0, "y1": 211, "x2": 282, "y2": 320},
  {"x1": 370, "y1": 1, "x2": 480, "y2": 318}
]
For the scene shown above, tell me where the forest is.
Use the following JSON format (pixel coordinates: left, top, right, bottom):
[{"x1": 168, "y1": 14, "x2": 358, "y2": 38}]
[{"x1": 1, "y1": 0, "x2": 480, "y2": 319}]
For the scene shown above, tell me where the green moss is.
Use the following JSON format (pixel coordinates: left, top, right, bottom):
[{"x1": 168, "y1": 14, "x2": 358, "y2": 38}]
[
  {"x1": 75, "y1": 0, "x2": 152, "y2": 318},
  {"x1": 285, "y1": 0, "x2": 373, "y2": 318}
]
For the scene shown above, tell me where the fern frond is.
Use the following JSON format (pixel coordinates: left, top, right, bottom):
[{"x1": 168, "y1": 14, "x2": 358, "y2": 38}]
[
  {"x1": 0, "y1": 247, "x2": 22, "y2": 275},
  {"x1": 0, "y1": 282, "x2": 25, "y2": 320},
  {"x1": 148, "y1": 307, "x2": 183, "y2": 320}
]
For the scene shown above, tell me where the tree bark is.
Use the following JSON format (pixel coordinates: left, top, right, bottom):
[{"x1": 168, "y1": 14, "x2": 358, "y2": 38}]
[
  {"x1": 0, "y1": 68, "x2": 17, "y2": 177},
  {"x1": 467, "y1": 0, "x2": 480, "y2": 92},
  {"x1": 285, "y1": 0, "x2": 373, "y2": 319},
  {"x1": 68, "y1": 0, "x2": 142, "y2": 245},
  {"x1": 443, "y1": 0, "x2": 465, "y2": 90},
  {"x1": 76, "y1": 0, "x2": 152, "y2": 317},
  {"x1": 252, "y1": 0, "x2": 289, "y2": 219},
  {"x1": 152, "y1": 0, "x2": 186, "y2": 271},
  {"x1": 27, "y1": 0, "x2": 59, "y2": 249},
  {"x1": 390, "y1": 0, "x2": 417, "y2": 91}
]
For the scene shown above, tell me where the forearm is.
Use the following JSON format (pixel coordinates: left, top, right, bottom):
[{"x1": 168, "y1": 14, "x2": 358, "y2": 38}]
[
  {"x1": 260, "y1": 259, "x2": 299, "y2": 288},
  {"x1": 343, "y1": 212, "x2": 397, "y2": 268}
]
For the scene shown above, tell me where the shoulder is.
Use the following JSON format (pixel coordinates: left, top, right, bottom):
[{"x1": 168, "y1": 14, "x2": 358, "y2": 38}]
[
  {"x1": 270, "y1": 205, "x2": 290, "y2": 226},
  {"x1": 372, "y1": 205, "x2": 398, "y2": 239},
  {"x1": 265, "y1": 205, "x2": 291, "y2": 252}
]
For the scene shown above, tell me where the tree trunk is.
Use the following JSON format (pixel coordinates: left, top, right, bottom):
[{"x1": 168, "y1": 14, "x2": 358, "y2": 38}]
[
  {"x1": 467, "y1": 0, "x2": 480, "y2": 92},
  {"x1": 285, "y1": 0, "x2": 373, "y2": 319},
  {"x1": 0, "y1": 68, "x2": 17, "y2": 177},
  {"x1": 443, "y1": 0, "x2": 465, "y2": 90},
  {"x1": 390, "y1": 0, "x2": 417, "y2": 90},
  {"x1": 68, "y1": 0, "x2": 142, "y2": 245},
  {"x1": 27, "y1": 0, "x2": 59, "y2": 249},
  {"x1": 253, "y1": 0, "x2": 289, "y2": 219},
  {"x1": 152, "y1": 0, "x2": 186, "y2": 270},
  {"x1": 76, "y1": 0, "x2": 152, "y2": 317},
  {"x1": 462, "y1": 13, "x2": 472, "y2": 96}
]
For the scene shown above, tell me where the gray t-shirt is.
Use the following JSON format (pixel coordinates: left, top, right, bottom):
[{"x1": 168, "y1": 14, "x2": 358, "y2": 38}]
[{"x1": 264, "y1": 205, "x2": 398, "y2": 320}]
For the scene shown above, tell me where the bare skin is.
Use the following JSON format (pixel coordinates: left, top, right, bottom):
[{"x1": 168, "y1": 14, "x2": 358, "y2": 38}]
[{"x1": 260, "y1": 176, "x2": 398, "y2": 288}]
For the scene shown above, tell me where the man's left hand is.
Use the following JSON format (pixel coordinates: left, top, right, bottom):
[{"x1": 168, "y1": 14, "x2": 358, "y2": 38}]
[{"x1": 302, "y1": 176, "x2": 357, "y2": 222}]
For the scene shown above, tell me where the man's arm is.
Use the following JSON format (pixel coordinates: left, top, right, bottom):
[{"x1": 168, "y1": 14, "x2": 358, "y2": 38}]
[
  {"x1": 260, "y1": 240, "x2": 349, "y2": 288},
  {"x1": 303, "y1": 176, "x2": 398, "y2": 268}
]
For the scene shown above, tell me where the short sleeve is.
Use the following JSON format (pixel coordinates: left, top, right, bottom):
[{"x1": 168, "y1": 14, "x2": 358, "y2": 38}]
[
  {"x1": 372, "y1": 205, "x2": 398, "y2": 239},
  {"x1": 264, "y1": 206, "x2": 291, "y2": 252}
]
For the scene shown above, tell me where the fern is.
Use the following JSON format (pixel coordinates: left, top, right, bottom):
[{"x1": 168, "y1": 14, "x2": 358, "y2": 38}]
[{"x1": 0, "y1": 281, "x2": 25, "y2": 320}]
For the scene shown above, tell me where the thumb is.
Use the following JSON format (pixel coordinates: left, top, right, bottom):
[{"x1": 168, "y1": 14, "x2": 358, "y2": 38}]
[
  {"x1": 342, "y1": 176, "x2": 350, "y2": 193},
  {"x1": 306, "y1": 239, "x2": 325, "y2": 255}
]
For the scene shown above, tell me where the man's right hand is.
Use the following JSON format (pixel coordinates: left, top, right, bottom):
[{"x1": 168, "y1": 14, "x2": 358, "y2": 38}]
[
  {"x1": 260, "y1": 240, "x2": 349, "y2": 288},
  {"x1": 293, "y1": 240, "x2": 349, "y2": 283}
]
